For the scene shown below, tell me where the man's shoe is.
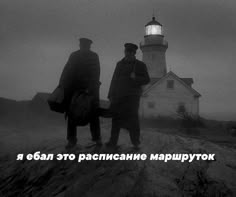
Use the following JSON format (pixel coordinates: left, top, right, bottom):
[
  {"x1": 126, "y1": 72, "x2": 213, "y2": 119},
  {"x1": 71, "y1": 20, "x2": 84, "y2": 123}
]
[
  {"x1": 85, "y1": 139, "x2": 102, "y2": 148},
  {"x1": 65, "y1": 141, "x2": 76, "y2": 150},
  {"x1": 132, "y1": 144, "x2": 140, "y2": 151},
  {"x1": 105, "y1": 141, "x2": 118, "y2": 148},
  {"x1": 96, "y1": 139, "x2": 103, "y2": 146},
  {"x1": 105, "y1": 141, "x2": 112, "y2": 147}
]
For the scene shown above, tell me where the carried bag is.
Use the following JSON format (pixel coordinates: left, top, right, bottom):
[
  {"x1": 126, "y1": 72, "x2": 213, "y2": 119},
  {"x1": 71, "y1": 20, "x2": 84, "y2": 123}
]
[
  {"x1": 98, "y1": 105, "x2": 112, "y2": 118},
  {"x1": 68, "y1": 91, "x2": 93, "y2": 126},
  {"x1": 47, "y1": 86, "x2": 65, "y2": 113}
]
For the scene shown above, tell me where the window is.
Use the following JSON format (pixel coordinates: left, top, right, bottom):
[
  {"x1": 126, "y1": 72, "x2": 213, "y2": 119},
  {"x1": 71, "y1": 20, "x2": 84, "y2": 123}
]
[
  {"x1": 177, "y1": 103, "x2": 186, "y2": 114},
  {"x1": 147, "y1": 101, "x2": 155, "y2": 109},
  {"x1": 167, "y1": 80, "x2": 174, "y2": 89}
]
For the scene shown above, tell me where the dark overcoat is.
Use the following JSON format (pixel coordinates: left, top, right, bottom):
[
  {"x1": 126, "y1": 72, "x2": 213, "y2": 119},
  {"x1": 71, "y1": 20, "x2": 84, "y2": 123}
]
[
  {"x1": 59, "y1": 50, "x2": 100, "y2": 110},
  {"x1": 108, "y1": 58, "x2": 150, "y2": 129},
  {"x1": 108, "y1": 58, "x2": 150, "y2": 99}
]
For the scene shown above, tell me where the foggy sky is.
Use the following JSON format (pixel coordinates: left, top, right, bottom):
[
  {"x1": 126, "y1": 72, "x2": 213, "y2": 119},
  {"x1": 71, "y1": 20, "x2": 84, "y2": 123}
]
[{"x1": 1, "y1": 0, "x2": 236, "y2": 115}]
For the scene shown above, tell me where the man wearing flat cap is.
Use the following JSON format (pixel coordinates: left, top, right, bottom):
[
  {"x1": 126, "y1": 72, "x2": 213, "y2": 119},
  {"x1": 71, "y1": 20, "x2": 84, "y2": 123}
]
[
  {"x1": 59, "y1": 38, "x2": 101, "y2": 149},
  {"x1": 107, "y1": 43, "x2": 150, "y2": 149}
]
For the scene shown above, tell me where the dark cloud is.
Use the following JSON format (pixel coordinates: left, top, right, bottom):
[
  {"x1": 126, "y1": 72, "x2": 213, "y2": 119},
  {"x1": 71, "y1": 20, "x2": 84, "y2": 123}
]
[{"x1": 0, "y1": 0, "x2": 236, "y2": 115}]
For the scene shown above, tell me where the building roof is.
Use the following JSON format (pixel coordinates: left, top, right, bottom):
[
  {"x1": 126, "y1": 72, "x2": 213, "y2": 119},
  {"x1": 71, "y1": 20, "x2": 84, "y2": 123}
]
[
  {"x1": 33, "y1": 92, "x2": 50, "y2": 102},
  {"x1": 143, "y1": 71, "x2": 201, "y2": 97},
  {"x1": 180, "y1": 78, "x2": 193, "y2": 86},
  {"x1": 149, "y1": 77, "x2": 193, "y2": 86},
  {"x1": 145, "y1": 17, "x2": 162, "y2": 27}
]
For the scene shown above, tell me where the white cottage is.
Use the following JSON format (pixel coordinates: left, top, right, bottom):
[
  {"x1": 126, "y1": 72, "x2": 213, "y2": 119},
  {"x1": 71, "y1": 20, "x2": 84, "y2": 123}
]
[
  {"x1": 139, "y1": 17, "x2": 201, "y2": 118},
  {"x1": 140, "y1": 71, "x2": 201, "y2": 118}
]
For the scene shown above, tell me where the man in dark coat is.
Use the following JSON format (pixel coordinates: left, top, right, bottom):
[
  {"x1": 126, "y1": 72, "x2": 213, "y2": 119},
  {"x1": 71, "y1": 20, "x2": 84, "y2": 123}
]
[
  {"x1": 106, "y1": 43, "x2": 150, "y2": 148},
  {"x1": 59, "y1": 38, "x2": 101, "y2": 149}
]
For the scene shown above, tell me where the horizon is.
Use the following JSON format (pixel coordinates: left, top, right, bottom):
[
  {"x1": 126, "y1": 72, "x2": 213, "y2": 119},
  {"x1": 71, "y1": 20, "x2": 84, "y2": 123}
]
[
  {"x1": 0, "y1": 93, "x2": 235, "y2": 122},
  {"x1": 1, "y1": 0, "x2": 236, "y2": 117}
]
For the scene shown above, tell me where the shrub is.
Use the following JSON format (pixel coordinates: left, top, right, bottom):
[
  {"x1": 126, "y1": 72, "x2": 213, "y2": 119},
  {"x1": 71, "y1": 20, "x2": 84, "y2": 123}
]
[{"x1": 178, "y1": 112, "x2": 205, "y2": 128}]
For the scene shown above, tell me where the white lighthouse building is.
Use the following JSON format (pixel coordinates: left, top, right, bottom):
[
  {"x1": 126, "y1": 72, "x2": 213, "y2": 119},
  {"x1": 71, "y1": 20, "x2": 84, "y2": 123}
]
[
  {"x1": 140, "y1": 17, "x2": 168, "y2": 78},
  {"x1": 140, "y1": 17, "x2": 201, "y2": 118}
]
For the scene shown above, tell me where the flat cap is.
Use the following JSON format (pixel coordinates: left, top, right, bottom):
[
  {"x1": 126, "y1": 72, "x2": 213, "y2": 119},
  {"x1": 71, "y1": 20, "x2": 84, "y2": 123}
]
[
  {"x1": 79, "y1": 38, "x2": 93, "y2": 45},
  {"x1": 124, "y1": 43, "x2": 138, "y2": 51}
]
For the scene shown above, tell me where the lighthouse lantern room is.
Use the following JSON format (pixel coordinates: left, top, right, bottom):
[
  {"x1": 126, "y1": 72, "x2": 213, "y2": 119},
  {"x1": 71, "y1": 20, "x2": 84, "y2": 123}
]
[{"x1": 145, "y1": 17, "x2": 163, "y2": 36}]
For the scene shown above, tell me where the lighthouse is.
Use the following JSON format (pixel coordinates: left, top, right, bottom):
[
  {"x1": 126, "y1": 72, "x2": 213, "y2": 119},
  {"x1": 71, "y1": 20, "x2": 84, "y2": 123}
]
[
  {"x1": 140, "y1": 16, "x2": 201, "y2": 118},
  {"x1": 140, "y1": 17, "x2": 168, "y2": 78}
]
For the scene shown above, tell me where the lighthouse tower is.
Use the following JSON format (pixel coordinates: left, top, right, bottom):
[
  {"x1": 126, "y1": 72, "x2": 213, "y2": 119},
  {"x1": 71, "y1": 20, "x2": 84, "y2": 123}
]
[{"x1": 140, "y1": 17, "x2": 168, "y2": 78}]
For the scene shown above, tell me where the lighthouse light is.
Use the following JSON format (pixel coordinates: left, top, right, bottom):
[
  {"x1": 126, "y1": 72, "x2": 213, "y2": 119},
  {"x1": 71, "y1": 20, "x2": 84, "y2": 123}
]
[{"x1": 146, "y1": 25, "x2": 162, "y2": 36}]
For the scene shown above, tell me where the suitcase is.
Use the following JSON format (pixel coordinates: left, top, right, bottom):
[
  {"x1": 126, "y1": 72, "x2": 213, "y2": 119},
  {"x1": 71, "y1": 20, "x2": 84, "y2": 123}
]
[{"x1": 47, "y1": 86, "x2": 65, "y2": 113}]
